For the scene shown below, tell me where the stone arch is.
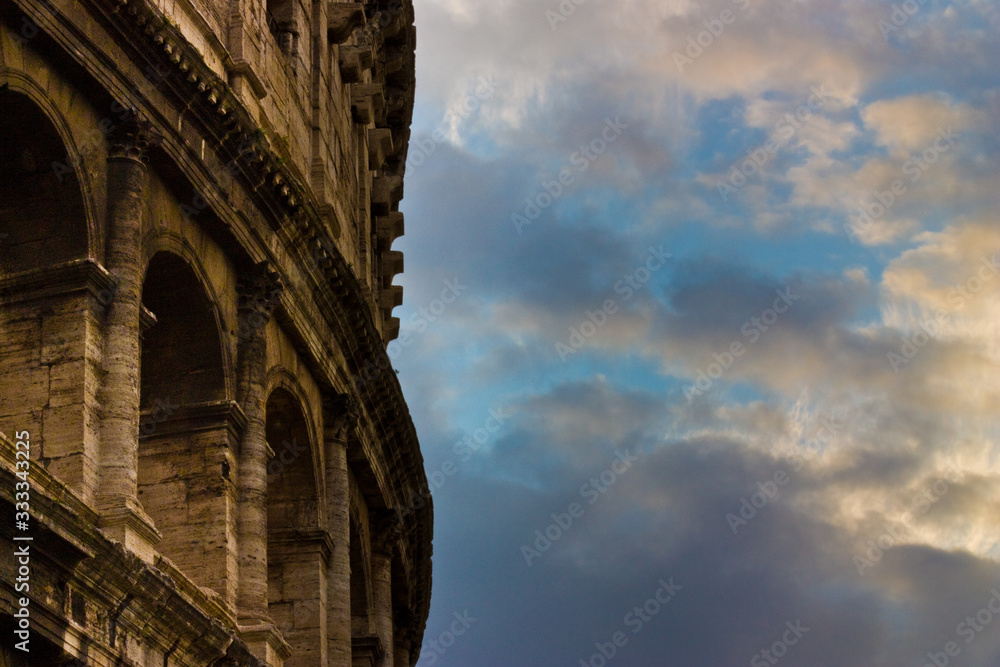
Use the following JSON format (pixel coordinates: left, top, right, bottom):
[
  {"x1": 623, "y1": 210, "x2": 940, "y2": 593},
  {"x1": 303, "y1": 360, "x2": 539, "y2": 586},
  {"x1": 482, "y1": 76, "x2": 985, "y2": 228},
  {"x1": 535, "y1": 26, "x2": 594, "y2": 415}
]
[
  {"x1": 137, "y1": 250, "x2": 242, "y2": 605},
  {"x1": 264, "y1": 369, "x2": 323, "y2": 500},
  {"x1": 140, "y1": 251, "x2": 227, "y2": 405},
  {"x1": 0, "y1": 84, "x2": 101, "y2": 500},
  {"x1": 141, "y1": 234, "x2": 235, "y2": 399},
  {"x1": 0, "y1": 75, "x2": 97, "y2": 270},
  {"x1": 264, "y1": 383, "x2": 326, "y2": 667},
  {"x1": 265, "y1": 385, "x2": 321, "y2": 530}
]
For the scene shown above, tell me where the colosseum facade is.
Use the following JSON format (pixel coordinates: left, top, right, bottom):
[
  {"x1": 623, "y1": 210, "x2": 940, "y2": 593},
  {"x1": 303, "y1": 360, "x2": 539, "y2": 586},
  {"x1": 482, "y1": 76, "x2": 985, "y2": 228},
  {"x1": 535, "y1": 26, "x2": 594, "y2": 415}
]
[{"x1": 0, "y1": 0, "x2": 431, "y2": 665}]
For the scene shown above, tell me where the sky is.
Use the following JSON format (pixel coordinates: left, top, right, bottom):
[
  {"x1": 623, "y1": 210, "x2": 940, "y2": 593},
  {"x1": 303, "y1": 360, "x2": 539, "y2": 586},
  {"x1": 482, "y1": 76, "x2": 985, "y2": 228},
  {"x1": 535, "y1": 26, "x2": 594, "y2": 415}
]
[{"x1": 389, "y1": 1, "x2": 1000, "y2": 665}]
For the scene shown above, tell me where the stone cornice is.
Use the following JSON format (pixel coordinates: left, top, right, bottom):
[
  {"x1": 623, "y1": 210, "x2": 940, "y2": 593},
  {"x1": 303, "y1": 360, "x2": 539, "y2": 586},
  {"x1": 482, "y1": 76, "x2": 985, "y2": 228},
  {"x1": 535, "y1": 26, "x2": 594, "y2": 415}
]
[
  {"x1": 0, "y1": 258, "x2": 115, "y2": 306},
  {"x1": 0, "y1": 431, "x2": 260, "y2": 666}
]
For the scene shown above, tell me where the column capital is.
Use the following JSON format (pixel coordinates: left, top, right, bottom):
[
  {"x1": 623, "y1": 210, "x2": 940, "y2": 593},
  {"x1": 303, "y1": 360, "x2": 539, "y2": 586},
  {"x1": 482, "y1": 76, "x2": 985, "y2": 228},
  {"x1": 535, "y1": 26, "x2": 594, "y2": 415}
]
[
  {"x1": 107, "y1": 110, "x2": 163, "y2": 162},
  {"x1": 237, "y1": 261, "x2": 283, "y2": 337},
  {"x1": 323, "y1": 392, "x2": 360, "y2": 442},
  {"x1": 371, "y1": 509, "x2": 403, "y2": 555}
]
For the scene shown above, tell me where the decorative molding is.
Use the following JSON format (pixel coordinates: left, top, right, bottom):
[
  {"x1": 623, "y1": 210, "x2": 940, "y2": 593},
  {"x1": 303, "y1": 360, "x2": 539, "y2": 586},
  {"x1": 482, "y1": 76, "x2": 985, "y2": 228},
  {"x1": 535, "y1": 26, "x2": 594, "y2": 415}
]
[
  {"x1": 0, "y1": 258, "x2": 116, "y2": 306},
  {"x1": 138, "y1": 399, "x2": 247, "y2": 442},
  {"x1": 351, "y1": 634, "x2": 385, "y2": 667}
]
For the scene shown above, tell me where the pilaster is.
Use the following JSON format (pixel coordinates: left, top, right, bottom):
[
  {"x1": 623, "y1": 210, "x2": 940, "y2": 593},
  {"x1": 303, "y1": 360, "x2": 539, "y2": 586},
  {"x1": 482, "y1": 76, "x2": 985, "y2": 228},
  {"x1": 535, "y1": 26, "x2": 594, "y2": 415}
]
[
  {"x1": 96, "y1": 110, "x2": 163, "y2": 562},
  {"x1": 235, "y1": 262, "x2": 284, "y2": 651},
  {"x1": 324, "y1": 393, "x2": 359, "y2": 667}
]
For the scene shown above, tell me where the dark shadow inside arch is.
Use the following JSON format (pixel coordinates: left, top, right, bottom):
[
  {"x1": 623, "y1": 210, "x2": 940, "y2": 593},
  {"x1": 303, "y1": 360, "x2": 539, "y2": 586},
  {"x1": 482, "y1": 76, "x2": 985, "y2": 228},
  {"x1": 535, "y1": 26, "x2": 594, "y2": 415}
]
[
  {"x1": 0, "y1": 88, "x2": 88, "y2": 275},
  {"x1": 0, "y1": 89, "x2": 92, "y2": 496},
  {"x1": 265, "y1": 387, "x2": 318, "y2": 530},
  {"x1": 265, "y1": 387, "x2": 323, "y2": 665},
  {"x1": 138, "y1": 251, "x2": 234, "y2": 602},
  {"x1": 140, "y1": 252, "x2": 226, "y2": 407},
  {"x1": 350, "y1": 518, "x2": 373, "y2": 637}
]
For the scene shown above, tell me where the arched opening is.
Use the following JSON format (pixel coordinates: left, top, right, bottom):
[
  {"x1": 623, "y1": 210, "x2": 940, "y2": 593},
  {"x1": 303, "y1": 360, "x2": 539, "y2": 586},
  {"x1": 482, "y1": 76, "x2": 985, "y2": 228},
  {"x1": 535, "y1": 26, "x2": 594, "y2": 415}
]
[
  {"x1": 137, "y1": 251, "x2": 240, "y2": 605},
  {"x1": 140, "y1": 252, "x2": 226, "y2": 407},
  {"x1": 0, "y1": 88, "x2": 96, "y2": 499},
  {"x1": 350, "y1": 519, "x2": 372, "y2": 636},
  {"x1": 0, "y1": 89, "x2": 88, "y2": 275},
  {"x1": 265, "y1": 387, "x2": 325, "y2": 666},
  {"x1": 349, "y1": 516, "x2": 380, "y2": 663}
]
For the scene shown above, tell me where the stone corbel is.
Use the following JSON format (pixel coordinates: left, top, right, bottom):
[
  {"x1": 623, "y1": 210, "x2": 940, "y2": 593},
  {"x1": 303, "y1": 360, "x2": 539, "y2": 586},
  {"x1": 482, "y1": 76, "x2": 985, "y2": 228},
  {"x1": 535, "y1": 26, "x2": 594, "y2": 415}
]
[
  {"x1": 327, "y1": 2, "x2": 366, "y2": 43},
  {"x1": 351, "y1": 83, "x2": 385, "y2": 125},
  {"x1": 383, "y1": 317, "x2": 400, "y2": 343},
  {"x1": 338, "y1": 44, "x2": 374, "y2": 83},
  {"x1": 383, "y1": 85, "x2": 407, "y2": 117},
  {"x1": 380, "y1": 250, "x2": 404, "y2": 288},
  {"x1": 370, "y1": 175, "x2": 401, "y2": 216},
  {"x1": 366, "y1": 128, "x2": 394, "y2": 170},
  {"x1": 375, "y1": 212, "x2": 404, "y2": 248},
  {"x1": 380, "y1": 285, "x2": 403, "y2": 314}
]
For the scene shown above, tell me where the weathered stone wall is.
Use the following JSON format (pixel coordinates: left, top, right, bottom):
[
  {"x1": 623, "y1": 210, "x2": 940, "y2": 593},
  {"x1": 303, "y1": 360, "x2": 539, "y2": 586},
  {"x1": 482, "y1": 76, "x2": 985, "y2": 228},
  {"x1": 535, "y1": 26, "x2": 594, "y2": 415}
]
[{"x1": 0, "y1": 0, "x2": 431, "y2": 664}]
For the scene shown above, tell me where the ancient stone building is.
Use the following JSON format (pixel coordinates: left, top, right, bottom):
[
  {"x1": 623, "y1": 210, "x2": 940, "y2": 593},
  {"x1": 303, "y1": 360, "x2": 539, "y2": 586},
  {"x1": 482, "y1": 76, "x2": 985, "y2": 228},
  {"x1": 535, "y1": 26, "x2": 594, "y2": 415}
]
[{"x1": 0, "y1": 0, "x2": 431, "y2": 664}]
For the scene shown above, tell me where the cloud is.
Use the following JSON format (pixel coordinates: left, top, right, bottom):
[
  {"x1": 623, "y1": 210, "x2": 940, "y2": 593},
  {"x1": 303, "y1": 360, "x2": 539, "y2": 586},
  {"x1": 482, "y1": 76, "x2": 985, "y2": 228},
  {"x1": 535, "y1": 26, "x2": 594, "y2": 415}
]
[
  {"x1": 399, "y1": 1, "x2": 1000, "y2": 665},
  {"x1": 862, "y1": 93, "x2": 988, "y2": 156}
]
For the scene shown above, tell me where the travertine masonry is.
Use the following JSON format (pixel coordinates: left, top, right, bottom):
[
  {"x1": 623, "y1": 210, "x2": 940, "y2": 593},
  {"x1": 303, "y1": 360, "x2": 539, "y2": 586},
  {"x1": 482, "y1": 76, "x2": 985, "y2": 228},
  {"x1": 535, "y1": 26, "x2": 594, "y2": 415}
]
[{"x1": 0, "y1": 0, "x2": 431, "y2": 664}]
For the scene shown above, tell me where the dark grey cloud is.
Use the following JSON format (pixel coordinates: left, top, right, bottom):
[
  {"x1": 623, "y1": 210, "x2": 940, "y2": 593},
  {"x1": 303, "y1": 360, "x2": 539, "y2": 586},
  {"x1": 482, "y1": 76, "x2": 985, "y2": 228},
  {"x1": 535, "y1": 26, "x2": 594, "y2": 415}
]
[{"x1": 416, "y1": 378, "x2": 1000, "y2": 667}]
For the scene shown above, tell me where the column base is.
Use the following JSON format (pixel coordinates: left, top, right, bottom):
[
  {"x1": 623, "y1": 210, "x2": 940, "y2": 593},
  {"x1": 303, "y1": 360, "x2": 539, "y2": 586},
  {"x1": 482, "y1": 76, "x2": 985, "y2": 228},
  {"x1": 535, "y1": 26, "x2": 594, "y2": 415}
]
[
  {"x1": 239, "y1": 620, "x2": 292, "y2": 667},
  {"x1": 97, "y1": 497, "x2": 162, "y2": 564}
]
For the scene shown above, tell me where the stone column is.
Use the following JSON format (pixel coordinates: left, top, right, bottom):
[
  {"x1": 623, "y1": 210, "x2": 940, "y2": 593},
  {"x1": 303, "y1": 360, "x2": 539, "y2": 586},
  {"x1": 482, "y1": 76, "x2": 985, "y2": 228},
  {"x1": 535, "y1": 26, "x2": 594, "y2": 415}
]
[
  {"x1": 393, "y1": 626, "x2": 413, "y2": 667},
  {"x1": 324, "y1": 394, "x2": 359, "y2": 667},
  {"x1": 97, "y1": 111, "x2": 162, "y2": 562},
  {"x1": 371, "y1": 512, "x2": 401, "y2": 667},
  {"x1": 235, "y1": 262, "x2": 282, "y2": 630}
]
